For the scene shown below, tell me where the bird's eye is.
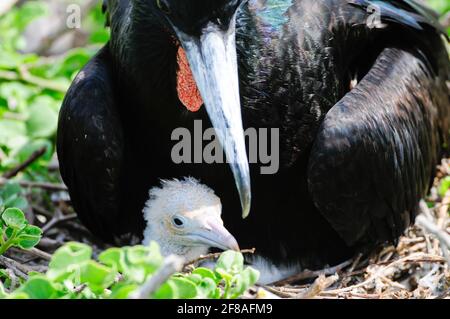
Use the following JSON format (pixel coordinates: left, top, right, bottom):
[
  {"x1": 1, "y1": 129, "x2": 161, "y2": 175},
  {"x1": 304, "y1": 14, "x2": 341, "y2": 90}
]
[
  {"x1": 172, "y1": 216, "x2": 184, "y2": 228},
  {"x1": 156, "y1": 0, "x2": 171, "y2": 14}
]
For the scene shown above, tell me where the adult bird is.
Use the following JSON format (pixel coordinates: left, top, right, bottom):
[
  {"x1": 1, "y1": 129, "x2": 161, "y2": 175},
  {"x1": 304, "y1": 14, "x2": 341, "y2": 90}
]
[{"x1": 57, "y1": 0, "x2": 449, "y2": 275}]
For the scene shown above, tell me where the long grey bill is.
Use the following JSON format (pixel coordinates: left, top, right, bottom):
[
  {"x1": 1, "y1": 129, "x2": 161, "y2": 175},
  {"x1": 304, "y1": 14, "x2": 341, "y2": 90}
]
[{"x1": 175, "y1": 22, "x2": 252, "y2": 218}]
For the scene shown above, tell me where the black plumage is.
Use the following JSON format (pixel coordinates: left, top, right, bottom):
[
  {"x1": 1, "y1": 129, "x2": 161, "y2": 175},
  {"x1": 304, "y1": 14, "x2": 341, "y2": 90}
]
[{"x1": 57, "y1": 0, "x2": 449, "y2": 268}]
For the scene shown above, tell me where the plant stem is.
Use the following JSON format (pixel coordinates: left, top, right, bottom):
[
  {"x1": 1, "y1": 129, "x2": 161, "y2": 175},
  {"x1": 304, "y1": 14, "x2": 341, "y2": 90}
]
[{"x1": 0, "y1": 229, "x2": 17, "y2": 255}]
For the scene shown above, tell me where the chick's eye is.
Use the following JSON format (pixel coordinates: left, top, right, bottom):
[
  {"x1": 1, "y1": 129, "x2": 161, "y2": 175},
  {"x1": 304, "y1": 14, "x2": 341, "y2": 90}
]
[
  {"x1": 156, "y1": 0, "x2": 171, "y2": 14},
  {"x1": 173, "y1": 217, "x2": 184, "y2": 227}
]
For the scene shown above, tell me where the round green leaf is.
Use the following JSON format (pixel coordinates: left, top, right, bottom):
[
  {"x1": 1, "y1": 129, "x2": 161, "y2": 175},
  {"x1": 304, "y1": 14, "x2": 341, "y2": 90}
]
[
  {"x1": 1, "y1": 207, "x2": 27, "y2": 230},
  {"x1": 109, "y1": 284, "x2": 138, "y2": 299},
  {"x1": 192, "y1": 267, "x2": 218, "y2": 282},
  {"x1": 216, "y1": 251, "x2": 244, "y2": 274},
  {"x1": 17, "y1": 277, "x2": 58, "y2": 299},
  {"x1": 26, "y1": 96, "x2": 58, "y2": 138},
  {"x1": 49, "y1": 242, "x2": 92, "y2": 271},
  {"x1": 153, "y1": 282, "x2": 175, "y2": 299},
  {"x1": 79, "y1": 260, "x2": 117, "y2": 295},
  {"x1": 169, "y1": 277, "x2": 198, "y2": 299}
]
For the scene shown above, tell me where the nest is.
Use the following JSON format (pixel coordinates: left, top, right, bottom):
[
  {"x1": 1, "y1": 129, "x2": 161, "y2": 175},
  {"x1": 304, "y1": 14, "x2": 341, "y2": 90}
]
[{"x1": 257, "y1": 159, "x2": 450, "y2": 299}]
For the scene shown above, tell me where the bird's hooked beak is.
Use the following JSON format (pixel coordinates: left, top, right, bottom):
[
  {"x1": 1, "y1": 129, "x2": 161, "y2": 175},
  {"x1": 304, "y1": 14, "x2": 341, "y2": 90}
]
[
  {"x1": 173, "y1": 20, "x2": 251, "y2": 219},
  {"x1": 187, "y1": 219, "x2": 240, "y2": 252}
]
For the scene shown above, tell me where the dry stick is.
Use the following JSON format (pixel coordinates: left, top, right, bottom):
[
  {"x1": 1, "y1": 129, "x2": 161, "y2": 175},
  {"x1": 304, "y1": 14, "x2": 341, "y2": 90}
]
[
  {"x1": 184, "y1": 248, "x2": 256, "y2": 268},
  {"x1": 42, "y1": 212, "x2": 77, "y2": 234},
  {"x1": 322, "y1": 253, "x2": 445, "y2": 295},
  {"x1": 73, "y1": 284, "x2": 87, "y2": 294},
  {"x1": 339, "y1": 253, "x2": 363, "y2": 288},
  {"x1": 294, "y1": 274, "x2": 339, "y2": 299},
  {"x1": 0, "y1": 179, "x2": 68, "y2": 192},
  {"x1": 17, "y1": 65, "x2": 67, "y2": 93},
  {"x1": 9, "y1": 247, "x2": 52, "y2": 262},
  {"x1": 28, "y1": 248, "x2": 52, "y2": 261},
  {"x1": 0, "y1": 256, "x2": 30, "y2": 280},
  {"x1": 261, "y1": 286, "x2": 295, "y2": 298},
  {"x1": 416, "y1": 215, "x2": 450, "y2": 265},
  {"x1": 0, "y1": 67, "x2": 67, "y2": 93},
  {"x1": 0, "y1": 178, "x2": 68, "y2": 192},
  {"x1": 36, "y1": 237, "x2": 60, "y2": 250},
  {"x1": 4, "y1": 269, "x2": 18, "y2": 292},
  {"x1": 130, "y1": 255, "x2": 185, "y2": 299},
  {"x1": 2, "y1": 147, "x2": 47, "y2": 179},
  {"x1": 271, "y1": 258, "x2": 353, "y2": 287}
]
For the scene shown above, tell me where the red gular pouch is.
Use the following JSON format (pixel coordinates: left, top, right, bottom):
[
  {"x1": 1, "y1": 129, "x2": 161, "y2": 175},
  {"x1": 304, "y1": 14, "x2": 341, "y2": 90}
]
[{"x1": 176, "y1": 46, "x2": 203, "y2": 112}]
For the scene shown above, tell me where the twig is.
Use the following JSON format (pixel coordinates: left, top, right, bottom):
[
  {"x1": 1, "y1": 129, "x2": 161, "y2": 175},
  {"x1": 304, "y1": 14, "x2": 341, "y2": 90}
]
[
  {"x1": 73, "y1": 284, "x2": 87, "y2": 294},
  {"x1": 18, "y1": 65, "x2": 68, "y2": 93},
  {"x1": 28, "y1": 248, "x2": 52, "y2": 261},
  {"x1": 4, "y1": 269, "x2": 18, "y2": 292},
  {"x1": 0, "y1": 68, "x2": 67, "y2": 93},
  {"x1": 9, "y1": 247, "x2": 52, "y2": 262},
  {"x1": 36, "y1": 237, "x2": 60, "y2": 250},
  {"x1": 0, "y1": 255, "x2": 30, "y2": 279},
  {"x1": 261, "y1": 285, "x2": 296, "y2": 298},
  {"x1": 322, "y1": 253, "x2": 445, "y2": 295},
  {"x1": 0, "y1": 70, "x2": 19, "y2": 81},
  {"x1": 253, "y1": 287, "x2": 282, "y2": 299},
  {"x1": 0, "y1": 178, "x2": 68, "y2": 192},
  {"x1": 184, "y1": 248, "x2": 256, "y2": 268},
  {"x1": 271, "y1": 258, "x2": 353, "y2": 286},
  {"x1": 42, "y1": 212, "x2": 77, "y2": 234},
  {"x1": 294, "y1": 274, "x2": 339, "y2": 299},
  {"x1": 2, "y1": 147, "x2": 47, "y2": 179},
  {"x1": 416, "y1": 214, "x2": 450, "y2": 265},
  {"x1": 130, "y1": 255, "x2": 185, "y2": 299}
]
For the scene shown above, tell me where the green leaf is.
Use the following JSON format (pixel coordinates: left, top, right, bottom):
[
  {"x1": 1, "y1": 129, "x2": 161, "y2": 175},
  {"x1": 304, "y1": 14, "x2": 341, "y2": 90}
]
[
  {"x1": 153, "y1": 282, "x2": 175, "y2": 299},
  {"x1": 192, "y1": 267, "x2": 218, "y2": 282},
  {"x1": 0, "y1": 120, "x2": 28, "y2": 151},
  {"x1": 15, "y1": 225, "x2": 42, "y2": 249},
  {"x1": 197, "y1": 277, "x2": 220, "y2": 299},
  {"x1": 109, "y1": 284, "x2": 138, "y2": 299},
  {"x1": 229, "y1": 267, "x2": 260, "y2": 299},
  {"x1": 79, "y1": 261, "x2": 117, "y2": 295},
  {"x1": 169, "y1": 277, "x2": 198, "y2": 299},
  {"x1": 1, "y1": 207, "x2": 27, "y2": 230},
  {"x1": 48, "y1": 242, "x2": 93, "y2": 281},
  {"x1": 216, "y1": 251, "x2": 244, "y2": 274},
  {"x1": 4, "y1": 227, "x2": 14, "y2": 240},
  {"x1": 121, "y1": 243, "x2": 164, "y2": 282},
  {"x1": 439, "y1": 176, "x2": 450, "y2": 198},
  {"x1": 0, "y1": 182, "x2": 21, "y2": 201},
  {"x1": 17, "y1": 277, "x2": 58, "y2": 299},
  {"x1": 26, "y1": 96, "x2": 59, "y2": 138},
  {"x1": 215, "y1": 268, "x2": 232, "y2": 282},
  {"x1": 14, "y1": 139, "x2": 53, "y2": 164},
  {"x1": 4, "y1": 196, "x2": 28, "y2": 211},
  {"x1": 98, "y1": 247, "x2": 124, "y2": 272},
  {"x1": 23, "y1": 224, "x2": 42, "y2": 236}
]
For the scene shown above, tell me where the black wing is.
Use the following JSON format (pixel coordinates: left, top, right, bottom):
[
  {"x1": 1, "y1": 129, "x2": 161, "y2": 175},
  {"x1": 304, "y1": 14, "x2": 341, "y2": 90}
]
[
  {"x1": 308, "y1": 45, "x2": 449, "y2": 247},
  {"x1": 57, "y1": 45, "x2": 124, "y2": 242}
]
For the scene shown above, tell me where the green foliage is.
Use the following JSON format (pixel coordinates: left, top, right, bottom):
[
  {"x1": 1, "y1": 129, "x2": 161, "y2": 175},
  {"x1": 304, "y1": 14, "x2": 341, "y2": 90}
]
[
  {"x1": 0, "y1": 207, "x2": 42, "y2": 255},
  {"x1": 439, "y1": 176, "x2": 450, "y2": 198},
  {"x1": 0, "y1": 1, "x2": 108, "y2": 177},
  {"x1": 0, "y1": 242, "x2": 259, "y2": 299},
  {"x1": 427, "y1": 0, "x2": 450, "y2": 36}
]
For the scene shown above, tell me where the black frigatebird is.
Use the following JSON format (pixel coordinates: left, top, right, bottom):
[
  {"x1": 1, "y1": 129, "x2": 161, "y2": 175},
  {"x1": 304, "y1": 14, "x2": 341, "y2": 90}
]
[{"x1": 57, "y1": 0, "x2": 449, "y2": 279}]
